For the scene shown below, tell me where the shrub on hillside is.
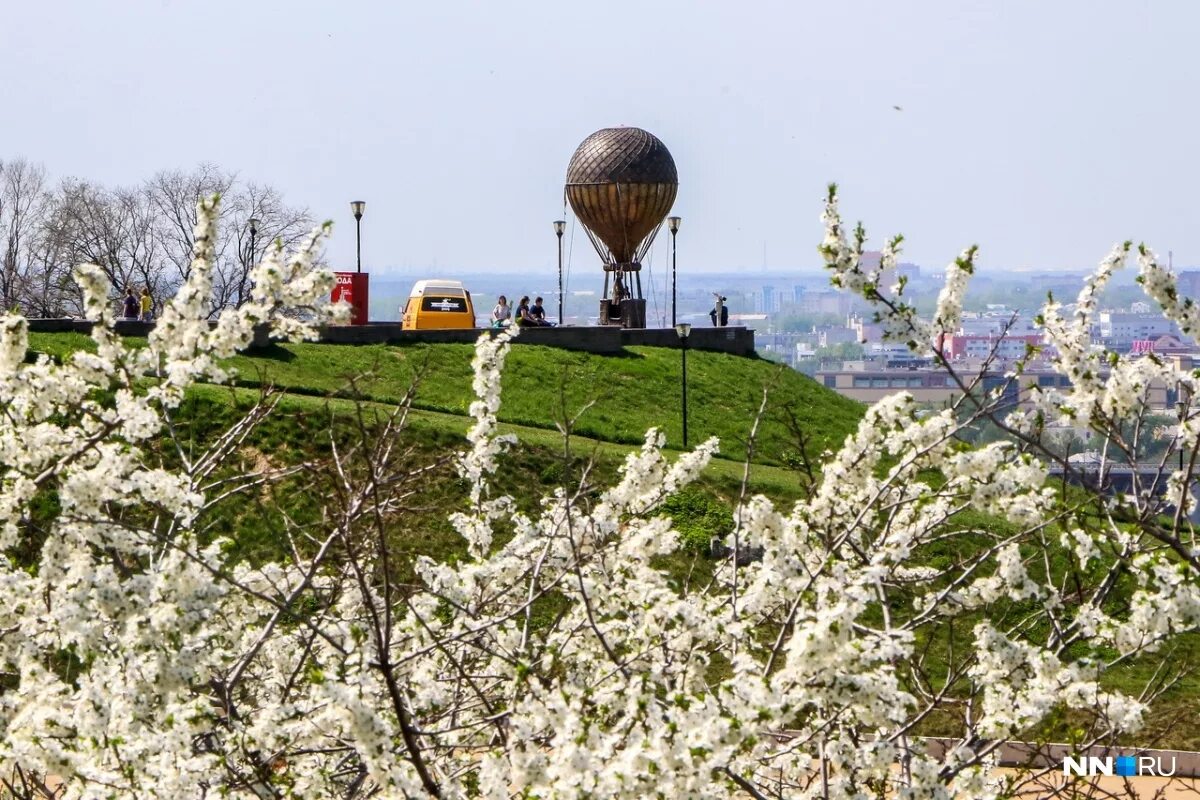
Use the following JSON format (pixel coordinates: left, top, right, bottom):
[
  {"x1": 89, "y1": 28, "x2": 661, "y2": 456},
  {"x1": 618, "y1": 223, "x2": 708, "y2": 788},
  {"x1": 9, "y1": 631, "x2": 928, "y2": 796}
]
[{"x1": 661, "y1": 487, "x2": 734, "y2": 553}]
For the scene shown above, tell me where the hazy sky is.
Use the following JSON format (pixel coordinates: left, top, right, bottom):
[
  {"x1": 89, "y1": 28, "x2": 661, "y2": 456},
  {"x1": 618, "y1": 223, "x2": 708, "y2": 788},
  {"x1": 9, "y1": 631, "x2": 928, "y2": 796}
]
[{"x1": 3, "y1": 0, "x2": 1198, "y2": 278}]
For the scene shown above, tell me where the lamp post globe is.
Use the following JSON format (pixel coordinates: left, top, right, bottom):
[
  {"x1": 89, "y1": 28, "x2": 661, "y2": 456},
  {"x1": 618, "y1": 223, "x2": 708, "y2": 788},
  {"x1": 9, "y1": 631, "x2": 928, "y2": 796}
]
[{"x1": 248, "y1": 217, "x2": 261, "y2": 268}]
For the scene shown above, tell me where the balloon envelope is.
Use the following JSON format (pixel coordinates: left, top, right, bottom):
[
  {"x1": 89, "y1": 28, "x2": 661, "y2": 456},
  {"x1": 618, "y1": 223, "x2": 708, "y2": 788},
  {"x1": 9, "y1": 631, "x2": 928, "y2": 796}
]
[{"x1": 565, "y1": 127, "x2": 678, "y2": 265}]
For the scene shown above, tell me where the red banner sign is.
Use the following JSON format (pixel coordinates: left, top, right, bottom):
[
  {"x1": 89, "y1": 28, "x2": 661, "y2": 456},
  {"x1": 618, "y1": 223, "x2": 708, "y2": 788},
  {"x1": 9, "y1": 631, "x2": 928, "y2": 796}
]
[{"x1": 331, "y1": 272, "x2": 370, "y2": 325}]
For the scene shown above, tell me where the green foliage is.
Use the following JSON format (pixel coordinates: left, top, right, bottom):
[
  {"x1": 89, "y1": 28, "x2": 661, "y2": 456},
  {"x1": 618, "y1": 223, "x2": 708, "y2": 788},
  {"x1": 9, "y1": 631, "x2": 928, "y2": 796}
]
[
  {"x1": 771, "y1": 311, "x2": 844, "y2": 333},
  {"x1": 814, "y1": 341, "x2": 864, "y2": 360},
  {"x1": 661, "y1": 487, "x2": 734, "y2": 553},
  {"x1": 166, "y1": 386, "x2": 800, "y2": 580}
]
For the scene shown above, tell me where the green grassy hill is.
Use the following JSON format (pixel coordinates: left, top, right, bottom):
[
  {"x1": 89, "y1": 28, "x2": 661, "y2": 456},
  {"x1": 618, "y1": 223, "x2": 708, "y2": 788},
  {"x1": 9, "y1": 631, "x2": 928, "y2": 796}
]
[
  {"x1": 24, "y1": 330, "x2": 856, "y2": 588},
  {"x1": 28, "y1": 333, "x2": 864, "y2": 466},
  {"x1": 22, "y1": 331, "x2": 1200, "y2": 749}
]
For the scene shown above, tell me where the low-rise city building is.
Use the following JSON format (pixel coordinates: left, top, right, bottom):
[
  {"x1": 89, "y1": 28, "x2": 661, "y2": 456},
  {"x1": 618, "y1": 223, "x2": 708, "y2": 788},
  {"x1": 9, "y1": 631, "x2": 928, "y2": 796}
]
[
  {"x1": 943, "y1": 333, "x2": 1044, "y2": 361},
  {"x1": 1098, "y1": 311, "x2": 1183, "y2": 348}
]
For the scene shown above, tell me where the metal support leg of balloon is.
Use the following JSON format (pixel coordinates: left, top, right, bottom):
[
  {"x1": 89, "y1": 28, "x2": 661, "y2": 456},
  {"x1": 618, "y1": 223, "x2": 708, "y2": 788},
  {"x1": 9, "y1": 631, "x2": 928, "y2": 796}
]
[{"x1": 667, "y1": 216, "x2": 681, "y2": 328}]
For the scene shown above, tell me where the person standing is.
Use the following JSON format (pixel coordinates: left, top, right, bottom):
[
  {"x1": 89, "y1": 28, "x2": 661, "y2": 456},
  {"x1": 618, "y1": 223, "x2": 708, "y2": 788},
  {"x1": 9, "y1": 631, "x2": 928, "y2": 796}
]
[
  {"x1": 709, "y1": 294, "x2": 728, "y2": 327},
  {"x1": 122, "y1": 288, "x2": 138, "y2": 320},
  {"x1": 139, "y1": 287, "x2": 154, "y2": 322}
]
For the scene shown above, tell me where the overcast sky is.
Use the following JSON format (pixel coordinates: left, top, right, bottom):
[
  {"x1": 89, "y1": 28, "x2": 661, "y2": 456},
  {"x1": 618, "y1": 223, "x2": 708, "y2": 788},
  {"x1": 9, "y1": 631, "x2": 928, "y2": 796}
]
[{"x1": 3, "y1": 0, "x2": 1198, "y2": 277}]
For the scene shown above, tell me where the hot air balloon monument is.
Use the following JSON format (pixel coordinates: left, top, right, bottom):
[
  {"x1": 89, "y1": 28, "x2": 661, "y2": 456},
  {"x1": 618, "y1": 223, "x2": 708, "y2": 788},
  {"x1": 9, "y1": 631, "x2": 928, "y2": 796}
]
[{"x1": 565, "y1": 127, "x2": 678, "y2": 328}]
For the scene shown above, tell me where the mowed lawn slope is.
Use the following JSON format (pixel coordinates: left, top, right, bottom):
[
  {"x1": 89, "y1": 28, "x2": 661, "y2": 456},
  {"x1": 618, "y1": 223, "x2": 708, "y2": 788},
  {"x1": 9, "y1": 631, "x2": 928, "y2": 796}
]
[
  {"x1": 22, "y1": 333, "x2": 1200, "y2": 749},
  {"x1": 27, "y1": 333, "x2": 865, "y2": 465}
]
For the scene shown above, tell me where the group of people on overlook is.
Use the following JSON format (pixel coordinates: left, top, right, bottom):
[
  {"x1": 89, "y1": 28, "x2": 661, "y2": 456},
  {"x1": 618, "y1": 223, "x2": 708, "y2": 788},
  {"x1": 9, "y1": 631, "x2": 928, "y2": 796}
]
[
  {"x1": 490, "y1": 293, "x2": 730, "y2": 328},
  {"x1": 120, "y1": 287, "x2": 154, "y2": 322},
  {"x1": 489, "y1": 295, "x2": 554, "y2": 328},
  {"x1": 115, "y1": 287, "x2": 726, "y2": 330}
]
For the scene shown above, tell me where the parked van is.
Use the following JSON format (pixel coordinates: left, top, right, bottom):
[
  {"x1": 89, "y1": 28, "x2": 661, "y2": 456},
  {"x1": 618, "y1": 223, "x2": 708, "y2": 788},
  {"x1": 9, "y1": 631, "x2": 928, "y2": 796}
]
[{"x1": 400, "y1": 280, "x2": 477, "y2": 330}]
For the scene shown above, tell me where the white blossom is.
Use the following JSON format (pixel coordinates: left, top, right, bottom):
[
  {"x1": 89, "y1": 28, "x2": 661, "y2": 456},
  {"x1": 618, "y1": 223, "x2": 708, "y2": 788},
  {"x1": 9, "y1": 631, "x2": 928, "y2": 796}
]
[{"x1": 0, "y1": 190, "x2": 1194, "y2": 798}]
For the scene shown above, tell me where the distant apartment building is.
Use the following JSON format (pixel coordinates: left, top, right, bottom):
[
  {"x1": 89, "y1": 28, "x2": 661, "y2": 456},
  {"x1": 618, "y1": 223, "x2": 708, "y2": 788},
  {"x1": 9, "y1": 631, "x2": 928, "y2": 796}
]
[
  {"x1": 817, "y1": 358, "x2": 1187, "y2": 412},
  {"x1": 755, "y1": 331, "x2": 811, "y2": 365},
  {"x1": 864, "y1": 343, "x2": 930, "y2": 366},
  {"x1": 816, "y1": 325, "x2": 859, "y2": 347},
  {"x1": 944, "y1": 333, "x2": 1044, "y2": 361},
  {"x1": 1098, "y1": 312, "x2": 1181, "y2": 348},
  {"x1": 817, "y1": 369, "x2": 952, "y2": 402},
  {"x1": 816, "y1": 368, "x2": 1022, "y2": 409},
  {"x1": 801, "y1": 290, "x2": 855, "y2": 315},
  {"x1": 1177, "y1": 270, "x2": 1200, "y2": 299},
  {"x1": 815, "y1": 366, "x2": 1092, "y2": 416},
  {"x1": 847, "y1": 314, "x2": 883, "y2": 344},
  {"x1": 957, "y1": 312, "x2": 1040, "y2": 337},
  {"x1": 753, "y1": 285, "x2": 782, "y2": 313}
]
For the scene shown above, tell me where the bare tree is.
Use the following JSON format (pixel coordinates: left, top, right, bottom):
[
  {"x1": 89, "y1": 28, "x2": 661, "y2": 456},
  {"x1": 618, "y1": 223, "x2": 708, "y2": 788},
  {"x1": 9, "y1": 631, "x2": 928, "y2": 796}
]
[
  {"x1": 216, "y1": 182, "x2": 316, "y2": 311},
  {"x1": 145, "y1": 163, "x2": 235, "y2": 290},
  {"x1": 1, "y1": 158, "x2": 316, "y2": 318},
  {"x1": 21, "y1": 190, "x2": 79, "y2": 317},
  {"x1": 54, "y1": 179, "x2": 166, "y2": 309},
  {"x1": 146, "y1": 165, "x2": 315, "y2": 314},
  {"x1": 0, "y1": 159, "x2": 49, "y2": 312}
]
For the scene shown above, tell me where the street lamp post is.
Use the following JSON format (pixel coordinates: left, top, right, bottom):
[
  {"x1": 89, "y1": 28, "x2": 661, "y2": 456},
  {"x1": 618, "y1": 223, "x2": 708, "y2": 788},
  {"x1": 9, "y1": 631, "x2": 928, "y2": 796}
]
[
  {"x1": 351, "y1": 201, "x2": 366, "y2": 273},
  {"x1": 668, "y1": 216, "x2": 681, "y2": 327},
  {"x1": 248, "y1": 217, "x2": 260, "y2": 270},
  {"x1": 554, "y1": 220, "x2": 566, "y2": 325},
  {"x1": 676, "y1": 323, "x2": 691, "y2": 448}
]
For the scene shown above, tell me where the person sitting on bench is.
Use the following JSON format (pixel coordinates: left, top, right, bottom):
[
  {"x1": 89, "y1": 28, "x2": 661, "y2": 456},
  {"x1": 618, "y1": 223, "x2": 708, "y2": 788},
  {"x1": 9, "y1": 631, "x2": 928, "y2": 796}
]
[
  {"x1": 515, "y1": 296, "x2": 536, "y2": 327},
  {"x1": 490, "y1": 295, "x2": 512, "y2": 328},
  {"x1": 529, "y1": 296, "x2": 553, "y2": 327}
]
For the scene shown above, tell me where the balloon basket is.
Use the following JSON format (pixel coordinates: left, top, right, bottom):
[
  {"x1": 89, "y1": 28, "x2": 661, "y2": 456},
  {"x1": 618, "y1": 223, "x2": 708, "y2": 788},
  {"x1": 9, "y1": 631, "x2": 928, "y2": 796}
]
[{"x1": 599, "y1": 298, "x2": 646, "y2": 329}]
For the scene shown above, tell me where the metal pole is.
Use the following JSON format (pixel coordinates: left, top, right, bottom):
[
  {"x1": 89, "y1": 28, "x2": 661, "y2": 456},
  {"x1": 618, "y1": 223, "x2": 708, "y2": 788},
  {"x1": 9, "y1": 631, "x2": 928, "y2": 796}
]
[
  {"x1": 681, "y1": 335, "x2": 689, "y2": 448},
  {"x1": 671, "y1": 228, "x2": 677, "y2": 327},
  {"x1": 249, "y1": 230, "x2": 256, "y2": 270},
  {"x1": 1180, "y1": 382, "x2": 1187, "y2": 475},
  {"x1": 356, "y1": 216, "x2": 362, "y2": 273},
  {"x1": 557, "y1": 230, "x2": 564, "y2": 325}
]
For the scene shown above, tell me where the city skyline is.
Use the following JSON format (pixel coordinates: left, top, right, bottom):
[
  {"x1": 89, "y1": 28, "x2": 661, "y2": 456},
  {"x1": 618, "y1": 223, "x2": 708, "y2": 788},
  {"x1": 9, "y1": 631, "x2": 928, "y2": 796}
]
[{"x1": 5, "y1": 1, "x2": 1200, "y2": 275}]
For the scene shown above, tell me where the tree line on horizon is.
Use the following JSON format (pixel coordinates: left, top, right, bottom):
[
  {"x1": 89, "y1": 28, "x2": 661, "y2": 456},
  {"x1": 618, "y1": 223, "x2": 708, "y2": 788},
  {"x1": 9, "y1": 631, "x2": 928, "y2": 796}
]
[{"x1": 0, "y1": 159, "x2": 316, "y2": 317}]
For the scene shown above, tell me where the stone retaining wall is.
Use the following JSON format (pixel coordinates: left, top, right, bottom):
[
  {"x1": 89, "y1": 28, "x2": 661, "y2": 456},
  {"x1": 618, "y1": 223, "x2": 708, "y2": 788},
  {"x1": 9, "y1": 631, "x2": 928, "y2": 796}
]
[{"x1": 25, "y1": 319, "x2": 757, "y2": 357}]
